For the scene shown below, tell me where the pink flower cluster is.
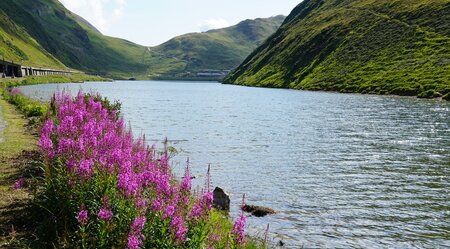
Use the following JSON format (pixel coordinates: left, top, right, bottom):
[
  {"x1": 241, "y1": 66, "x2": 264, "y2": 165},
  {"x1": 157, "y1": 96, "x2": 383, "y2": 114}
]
[
  {"x1": 77, "y1": 208, "x2": 88, "y2": 225},
  {"x1": 233, "y1": 194, "x2": 247, "y2": 244},
  {"x1": 39, "y1": 91, "x2": 220, "y2": 247},
  {"x1": 10, "y1": 87, "x2": 22, "y2": 96},
  {"x1": 14, "y1": 178, "x2": 25, "y2": 190}
]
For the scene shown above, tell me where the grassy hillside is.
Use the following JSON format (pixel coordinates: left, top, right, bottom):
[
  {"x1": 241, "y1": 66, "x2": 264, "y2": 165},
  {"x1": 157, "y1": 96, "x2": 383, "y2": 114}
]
[
  {"x1": 224, "y1": 0, "x2": 450, "y2": 99},
  {"x1": 0, "y1": 0, "x2": 148, "y2": 78},
  {"x1": 146, "y1": 16, "x2": 285, "y2": 78},
  {"x1": 0, "y1": 9, "x2": 65, "y2": 69}
]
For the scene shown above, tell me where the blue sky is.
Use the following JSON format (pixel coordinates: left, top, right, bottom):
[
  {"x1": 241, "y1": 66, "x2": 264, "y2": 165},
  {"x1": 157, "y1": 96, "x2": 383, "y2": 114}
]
[{"x1": 58, "y1": 0, "x2": 301, "y2": 46}]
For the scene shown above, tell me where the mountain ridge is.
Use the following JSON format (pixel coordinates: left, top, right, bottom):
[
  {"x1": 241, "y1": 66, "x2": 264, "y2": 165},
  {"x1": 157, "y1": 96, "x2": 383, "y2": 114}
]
[{"x1": 224, "y1": 0, "x2": 450, "y2": 99}]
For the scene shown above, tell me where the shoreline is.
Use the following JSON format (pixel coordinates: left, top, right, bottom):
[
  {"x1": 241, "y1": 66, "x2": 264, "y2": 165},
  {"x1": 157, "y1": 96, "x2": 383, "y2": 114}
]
[{"x1": 222, "y1": 81, "x2": 450, "y2": 102}]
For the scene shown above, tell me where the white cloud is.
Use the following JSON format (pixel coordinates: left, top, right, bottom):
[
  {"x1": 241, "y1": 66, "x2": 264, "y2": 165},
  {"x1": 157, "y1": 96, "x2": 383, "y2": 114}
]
[
  {"x1": 58, "y1": 0, "x2": 127, "y2": 33},
  {"x1": 199, "y1": 18, "x2": 230, "y2": 32},
  {"x1": 113, "y1": 0, "x2": 127, "y2": 17}
]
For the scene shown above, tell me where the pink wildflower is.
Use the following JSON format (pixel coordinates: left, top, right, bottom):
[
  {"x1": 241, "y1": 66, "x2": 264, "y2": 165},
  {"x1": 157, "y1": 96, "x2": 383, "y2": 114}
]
[
  {"x1": 170, "y1": 216, "x2": 187, "y2": 244},
  {"x1": 232, "y1": 194, "x2": 247, "y2": 244},
  {"x1": 97, "y1": 207, "x2": 113, "y2": 221},
  {"x1": 164, "y1": 204, "x2": 175, "y2": 219},
  {"x1": 127, "y1": 234, "x2": 142, "y2": 249},
  {"x1": 127, "y1": 216, "x2": 146, "y2": 249},
  {"x1": 190, "y1": 191, "x2": 213, "y2": 219},
  {"x1": 181, "y1": 159, "x2": 192, "y2": 192},
  {"x1": 10, "y1": 87, "x2": 22, "y2": 95},
  {"x1": 77, "y1": 208, "x2": 88, "y2": 225},
  {"x1": 14, "y1": 178, "x2": 25, "y2": 190},
  {"x1": 151, "y1": 199, "x2": 162, "y2": 212},
  {"x1": 232, "y1": 212, "x2": 246, "y2": 244},
  {"x1": 78, "y1": 159, "x2": 94, "y2": 177}
]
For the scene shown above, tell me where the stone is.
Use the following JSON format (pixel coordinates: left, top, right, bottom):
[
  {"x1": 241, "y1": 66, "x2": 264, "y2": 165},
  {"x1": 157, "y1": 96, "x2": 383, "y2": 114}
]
[
  {"x1": 242, "y1": 204, "x2": 276, "y2": 217},
  {"x1": 213, "y1": 187, "x2": 230, "y2": 211}
]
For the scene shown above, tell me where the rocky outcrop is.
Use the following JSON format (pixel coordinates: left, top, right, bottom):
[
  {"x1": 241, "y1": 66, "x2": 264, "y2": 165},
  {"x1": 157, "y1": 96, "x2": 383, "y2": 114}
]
[{"x1": 213, "y1": 187, "x2": 230, "y2": 212}]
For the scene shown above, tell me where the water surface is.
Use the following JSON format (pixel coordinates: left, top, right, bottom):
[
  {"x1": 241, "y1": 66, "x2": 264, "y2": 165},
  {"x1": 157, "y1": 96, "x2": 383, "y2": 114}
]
[{"x1": 20, "y1": 81, "x2": 450, "y2": 248}]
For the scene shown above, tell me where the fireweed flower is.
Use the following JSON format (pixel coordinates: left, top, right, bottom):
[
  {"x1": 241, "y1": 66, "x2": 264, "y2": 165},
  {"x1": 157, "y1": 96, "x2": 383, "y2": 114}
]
[
  {"x1": 38, "y1": 119, "x2": 55, "y2": 159},
  {"x1": 77, "y1": 208, "x2": 88, "y2": 225},
  {"x1": 131, "y1": 216, "x2": 146, "y2": 233},
  {"x1": 190, "y1": 191, "x2": 213, "y2": 220},
  {"x1": 97, "y1": 208, "x2": 113, "y2": 221},
  {"x1": 14, "y1": 178, "x2": 25, "y2": 190},
  {"x1": 170, "y1": 216, "x2": 187, "y2": 244},
  {"x1": 127, "y1": 234, "x2": 141, "y2": 249},
  {"x1": 127, "y1": 216, "x2": 146, "y2": 249},
  {"x1": 78, "y1": 159, "x2": 94, "y2": 177},
  {"x1": 181, "y1": 159, "x2": 192, "y2": 192},
  {"x1": 10, "y1": 87, "x2": 22, "y2": 95},
  {"x1": 232, "y1": 212, "x2": 247, "y2": 244},
  {"x1": 151, "y1": 199, "x2": 162, "y2": 212},
  {"x1": 232, "y1": 194, "x2": 247, "y2": 244},
  {"x1": 164, "y1": 204, "x2": 175, "y2": 219}
]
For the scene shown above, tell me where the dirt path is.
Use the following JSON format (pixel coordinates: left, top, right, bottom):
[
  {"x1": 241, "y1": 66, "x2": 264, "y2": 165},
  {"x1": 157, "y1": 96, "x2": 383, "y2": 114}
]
[{"x1": 0, "y1": 97, "x2": 40, "y2": 248}]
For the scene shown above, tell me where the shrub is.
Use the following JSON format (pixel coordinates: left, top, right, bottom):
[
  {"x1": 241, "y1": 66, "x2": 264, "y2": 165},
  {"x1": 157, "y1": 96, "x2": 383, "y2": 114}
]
[
  {"x1": 417, "y1": 90, "x2": 442, "y2": 99},
  {"x1": 390, "y1": 86, "x2": 419, "y2": 96}
]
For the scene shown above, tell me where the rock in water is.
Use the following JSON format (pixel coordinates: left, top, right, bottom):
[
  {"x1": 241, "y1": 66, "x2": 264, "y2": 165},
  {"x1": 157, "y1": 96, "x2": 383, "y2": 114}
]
[
  {"x1": 213, "y1": 187, "x2": 230, "y2": 211},
  {"x1": 242, "y1": 204, "x2": 276, "y2": 217}
]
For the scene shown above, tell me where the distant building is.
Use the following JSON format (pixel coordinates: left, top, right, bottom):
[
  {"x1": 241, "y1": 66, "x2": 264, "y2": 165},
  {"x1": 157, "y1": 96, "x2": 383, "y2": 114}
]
[{"x1": 196, "y1": 69, "x2": 231, "y2": 77}]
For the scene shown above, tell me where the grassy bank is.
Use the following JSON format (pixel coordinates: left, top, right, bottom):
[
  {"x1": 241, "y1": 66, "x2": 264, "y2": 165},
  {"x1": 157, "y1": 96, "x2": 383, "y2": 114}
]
[{"x1": 1, "y1": 74, "x2": 110, "y2": 87}]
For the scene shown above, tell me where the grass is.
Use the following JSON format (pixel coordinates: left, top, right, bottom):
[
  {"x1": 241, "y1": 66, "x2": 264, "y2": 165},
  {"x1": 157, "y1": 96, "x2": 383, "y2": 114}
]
[{"x1": 0, "y1": 95, "x2": 36, "y2": 159}]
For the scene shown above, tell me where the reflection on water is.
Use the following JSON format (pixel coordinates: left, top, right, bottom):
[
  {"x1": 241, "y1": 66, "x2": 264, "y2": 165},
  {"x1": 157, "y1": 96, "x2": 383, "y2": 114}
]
[{"x1": 20, "y1": 81, "x2": 450, "y2": 248}]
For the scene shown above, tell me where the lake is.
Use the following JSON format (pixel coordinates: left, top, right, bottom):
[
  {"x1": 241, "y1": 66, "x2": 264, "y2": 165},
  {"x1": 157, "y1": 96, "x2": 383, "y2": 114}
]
[{"x1": 19, "y1": 81, "x2": 450, "y2": 248}]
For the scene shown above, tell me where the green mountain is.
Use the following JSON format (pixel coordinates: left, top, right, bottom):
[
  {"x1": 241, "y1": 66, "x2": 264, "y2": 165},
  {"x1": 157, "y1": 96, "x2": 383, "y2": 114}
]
[
  {"x1": 0, "y1": 0, "x2": 284, "y2": 79},
  {"x1": 224, "y1": 0, "x2": 450, "y2": 99},
  {"x1": 146, "y1": 15, "x2": 285, "y2": 78},
  {"x1": 0, "y1": 0, "x2": 148, "y2": 78},
  {"x1": 0, "y1": 8, "x2": 65, "y2": 70}
]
